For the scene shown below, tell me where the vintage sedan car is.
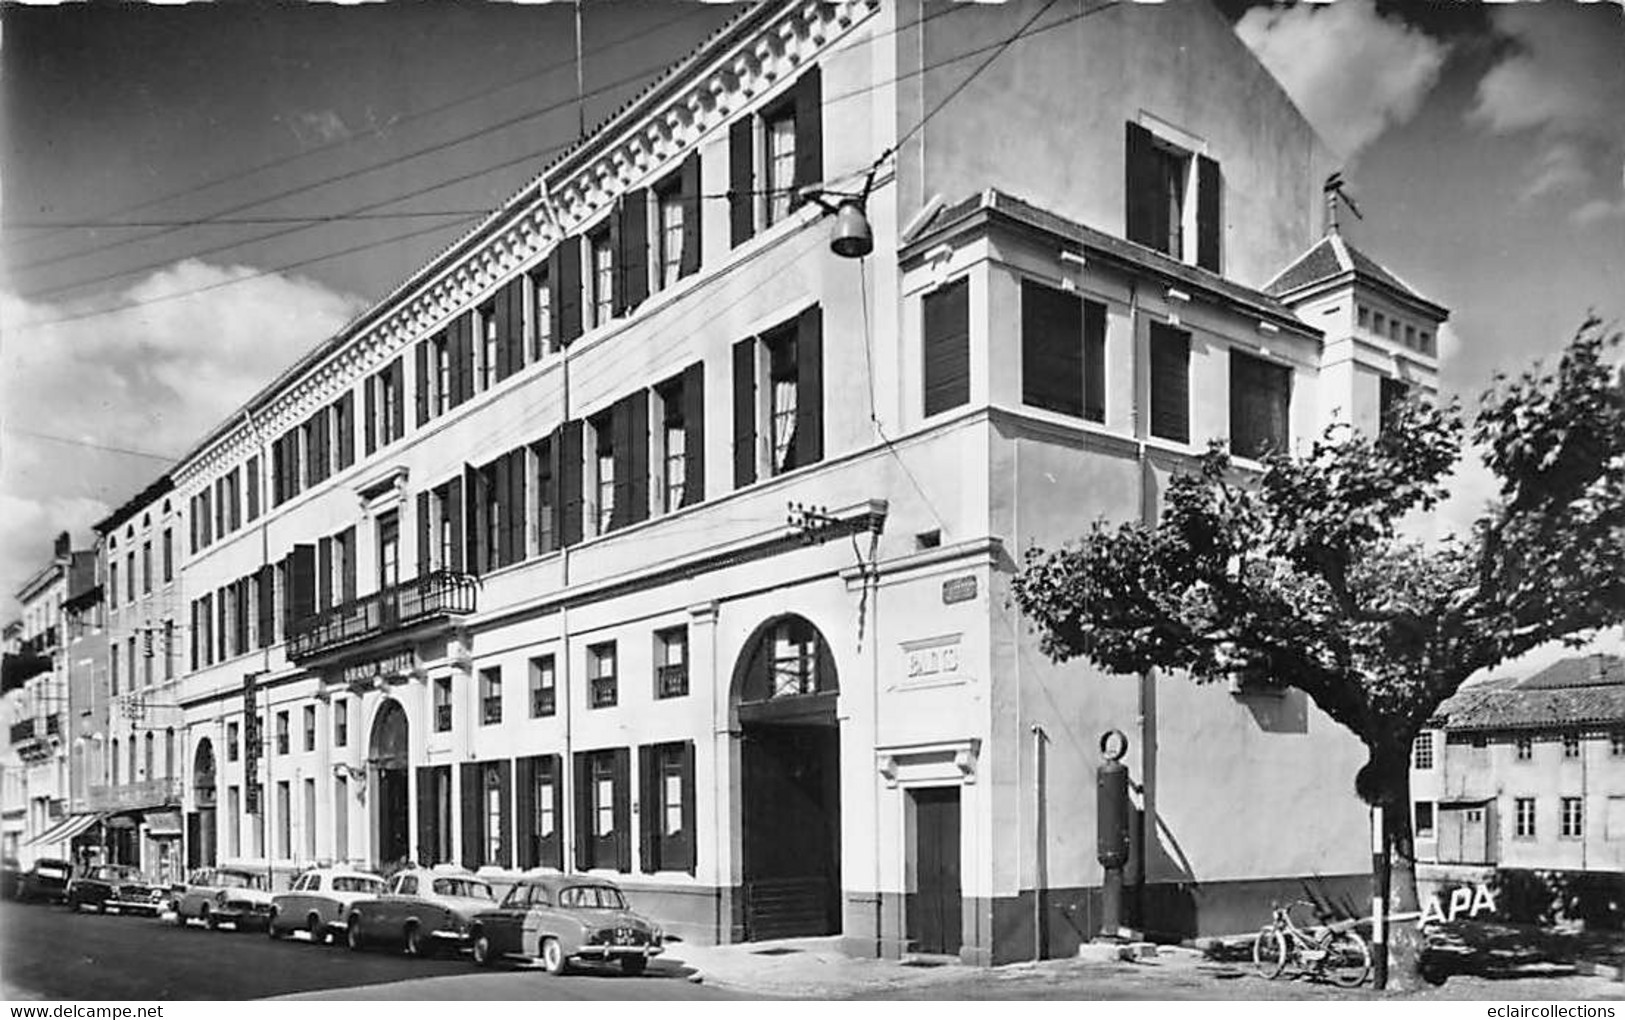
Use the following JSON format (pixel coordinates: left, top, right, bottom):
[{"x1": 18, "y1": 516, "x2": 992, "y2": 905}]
[
  {"x1": 65, "y1": 864, "x2": 167, "y2": 915},
  {"x1": 16, "y1": 857, "x2": 72, "y2": 903},
  {"x1": 172, "y1": 866, "x2": 275, "y2": 930},
  {"x1": 468, "y1": 875, "x2": 663, "y2": 975},
  {"x1": 344, "y1": 867, "x2": 497, "y2": 956},
  {"x1": 267, "y1": 867, "x2": 385, "y2": 944}
]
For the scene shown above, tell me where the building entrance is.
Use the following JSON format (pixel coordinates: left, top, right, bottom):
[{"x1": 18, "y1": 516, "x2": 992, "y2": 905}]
[{"x1": 368, "y1": 699, "x2": 410, "y2": 866}]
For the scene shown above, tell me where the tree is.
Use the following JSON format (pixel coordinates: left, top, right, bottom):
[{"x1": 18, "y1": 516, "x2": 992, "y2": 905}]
[{"x1": 1011, "y1": 317, "x2": 1625, "y2": 988}]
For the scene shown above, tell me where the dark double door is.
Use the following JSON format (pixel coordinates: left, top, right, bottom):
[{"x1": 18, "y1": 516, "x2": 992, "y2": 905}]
[
  {"x1": 741, "y1": 721, "x2": 842, "y2": 940},
  {"x1": 376, "y1": 767, "x2": 409, "y2": 863},
  {"x1": 909, "y1": 786, "x2": 962, "y2": 956}
]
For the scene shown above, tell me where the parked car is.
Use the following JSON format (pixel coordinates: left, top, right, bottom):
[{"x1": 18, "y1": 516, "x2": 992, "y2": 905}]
[
  {"x1": 467, "y1": 875, "x2": 663, "y2": 975},
  {"x1": 65, "y1": 864, "x2": 167, "y2": 915},
  {"x1": 17, "y1": 857, "x2": 73, "y2": 904},
  {"x1": 267, "y1": 868, "x2": 385, "y2": 944},
  {"x1": 1, "y1": 857, "x2": 22, "y2": 900},
  {"x1": 172, "y1": 866, "x2": 275, "y2": 930},
  {"x1": 344, "y1": 867, "x2": 496, "y2": 956}
]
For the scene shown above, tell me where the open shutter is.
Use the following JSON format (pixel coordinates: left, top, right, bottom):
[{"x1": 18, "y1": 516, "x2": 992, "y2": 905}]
[
  {"x1": 412, "y1": 343, "x2": 427, "y2": 428},
  {"x1": 1149, "y1": 322, "x2": 1191, "y2": 443},
  {"x1": 679, "y1": 152, "x2": 702, "y2": 278},
  {"x1": 289, "y1": 544, "x2": 316, "y2": 631},
  {"x1": 621, "y1": 189, "x2": 649, "y2": 312},
  {"x1": 792, "y1": 66, "x2": 822, "y2": 209},
  {"x1": 496, "y1": 759, "x2": 513, "y2": 869},
  {"x1": 637, "y1": 745, "x2": 656, "y2": 874},
  {"x1": 247, "y1": 457, "x2": 261, "y2": 521},
  {"x1": 609, "y1": 400, "x2": 631, "y2": 532},
  {"x1": 340, "y1": 526, "x2": 357, "y2": 603},
  {"x1": 922, "y1": 278, "x2": 971, "y2": 416},
  {"x1": 680, "y1": 741, "x2": 696, "y2": 875},
  {"x1": 556, "y1": 236, "x2": 583, "y2": 345},
  {"x1": 612, "y1": 748, "x2": 632, "y2": 873},
  {"x1": 317, "y1": 537, "x2": 333, "y2": 611},
  {"x1": 508, "y1": 448, "x2": 528, "y2": 565},
  {"x1": 732, "y1": 339, "x2": 757, "y2": 488},
  {"x1": 390, "y1": 357, "x2": 406, "y2": 439},
  {"x1": 256, "y1": 566, "x2": 274, "y2": 649},
  {"x1": 515, "y1": 757, "x2": 536, "y2": 870},
  {"x1": 1197, "y1": 154, "x2": 1222, "y2": 273},
  {"x1": 729, "y1": 117, "x2": 754, "y2": 247},
  {"x1": 608, "y1": 201, "x2": 625, "y2": 319},
  {"x1": 506, "y1": 278, "x2": 527, "y2": 378},
  {"x1": 546, "y1": 755, "x2": 564, "y2": 869},
  {"x1": 796, "y1": 304, "x2": 824, "y2": 465},
  {"x1": 629, "y1": 392, "x2": 649, "y2": 525},
  {"x1": 547, "y1": 248, "x2": 563, "y2": 347},
  {"x1": 447, "y1": 476, "x2": 464, "y2": 572},
  {"x1": 493, "y1": 299, "x2": 512, "y2": 383},
  {"x1": 461, "y1": 317, "x2": 478, "y2": 406},
  {"x1": 681, "y1": 362, "x2": 705, "y2": 507},
  {"x1": 416, "y1": 491, "x2": 431, "y2": 576},
  {"x1": 460, "y1": 763, "x2": 480, "y2": 871},
  {"x1": 492, "y1": 455, "x2": 510, "y2": 567},
  {"x1": 1125, "y1": 121, "x2": 1159, "y2": 250},
  {"x1": 1083, "y1": 298, "x2": 1107, "y2": 423},
  {"x1": 338, "y1": 391, "x2": 355, "y2": 468},
  {"x1": 465, "y1": 464, "x2": 484, "y2": 575},
  {"x1": 572, "y1": 753, "x2": 592, "y2": 871},
  {"x1": 558, "y1": 420, "x2": 584, "y2": 547},
  {"x1": 416, "y1": 767, "x2": 436, "y2": 866}
]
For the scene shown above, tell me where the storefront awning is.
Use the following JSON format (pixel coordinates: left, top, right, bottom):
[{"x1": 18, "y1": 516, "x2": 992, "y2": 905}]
[{"x1": 23, "y1": 812, "x2": 103, "y2": 848}]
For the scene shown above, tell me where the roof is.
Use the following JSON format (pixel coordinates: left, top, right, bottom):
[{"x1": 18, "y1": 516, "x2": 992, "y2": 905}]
[
  {"x1": 1264, "y1": 230, "x2": 1448, "y2": 321},
  {"x1": 904, "y1": 189, "x2": 1321, "y2": 340},
  {"x1": 511, "y1": 873, "x2": 624, "y2": 890},
  {"x1": 1517, "y1": 654, "x2": 1624, "y2": 690},
  {"x1": 93, "y1": 474, "x2": 174, "y2": 537},
  {"x1": 1434, "y1": 655, "x2": 1625, "y2": 732}
]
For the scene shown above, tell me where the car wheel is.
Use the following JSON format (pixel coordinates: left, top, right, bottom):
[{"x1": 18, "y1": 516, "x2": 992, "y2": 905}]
[
  {"x1": 346, "y1": 917, "x2": 364, "y2": 952},
  {"x1": 620, "y1": 955, "x2": 647, "y2": 977},
  {"x1": 540, "y1": 937, "x2": 567, "y2": 976},
  {"x1": 202, "y1": 905, "x2": 218, "y2": 930},
  {"x1": 471, "y1": 931, "x2": 493, "y2": 968},
  {"x1": 267, "y1": 912, "x2": 286, "y2": 939},
  {"x1": 403, "y1": 923, "x2": 425, "y2": 958},
  {"x1": 307, "y1": 914, "x2": 328, "y2": 945}
]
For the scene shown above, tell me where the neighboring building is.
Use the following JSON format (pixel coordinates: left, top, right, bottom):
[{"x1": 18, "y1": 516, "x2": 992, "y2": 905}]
[
  {"x1": 88, "y1": 477, "x2": 187, "y2": 883},
  {"x1": 61, "y1": 540, "x2": 108, "y2": 863},
  {"x1": 1412, "y1": 655, "x2": 1625, "y2": 873},
  {"x1": 58, "y1": 0, "x2": 1451, "y2": 964},
  {"x1": 1, "y1": 618, "x2": 28, "y2": 861}
]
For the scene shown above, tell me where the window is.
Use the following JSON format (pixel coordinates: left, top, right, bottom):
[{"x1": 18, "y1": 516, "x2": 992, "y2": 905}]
[
  {"x1": 1515, "y1": 797, "x2": 1536, "y2": 838},
  {"x1": 656, "y1": 627, "x2": 688, "y2": 699},
  {"x1": 1516, "y1": 735, "x2": 1533, "y2": 761},
  {"x1": 1562, "y1": 797, "x2": 1584, "y2": 838},
  {"x1": 227, "y1": 722, "x2": 240, "y2": 763},
  {"x1": 304, "y1": 777, "x2": 317, "y2": 860},
  {"x1": 518, "y1": 755, "x2": 563, "y2": 870},
  {"x1": 163, "y1": 618, "x2": 174, "y2": 680},
  {"x1": 276, "y1": 711, "x2": 289, "y2": 755},
  {"x1": 141, "y1": 542, "x2": 152, "y2": 595},
  {"x1": 334, "y1": 699, "x2": 347, "y2": 748},
  {"x1": 589, "y1": 642, "x2": 617, "y2": 709},
  {"x1": 1613, "y1": 732, "x2": 1625, "y2": 757},
  {"x1": 226, "y1": 786, "x2": 241, "y2": 857},
  {"x1": 923, "y1": 278, "x2": 971, "y2": 417},
  {"x1": 590, "y1": 227, "x2": 614, "y2": 328},
  {"x1": 730, "y1": 68, "x2": 820, "y2": 247},
  {"x1": 529, "y1": 655, "x2": 556, "y2": 718},
  {"x1": 1414, "y1": 801, "x2": 1435, "y2": 838},
  {"x1": 771, "y1": 618, "x2": 821, "y2": 698},
  {"x1": 125, "y1": 552, "x2": 135, "y2": 602},
  {"x1": 1379, "y1": 376, "x2": 1409, "y2": 435},
  {"x1": 532, "y1": 441, "x2": 556, "y2": 555},
  {"x1": 639, "y1": 741, "x2": 695, "y2": 874},
  {"x1": 303, "y1": 705, "x2": 316, "y2": 752},
  {"x1": 162, "y1": 529, "x2": 173, "y2": 582},
  {"x1": 1373, "y1": 311, "x2": 1387, "y2": 336},
  {"x1": 1020, "y1": 280, "x2": 1106, "y2": 422},
  {"x1": 480, "y1": 667, "x2": 502, "y2": 726},
  {"x1": 656, "y1": 178, "x2": 685, "y2": 291},
  {"x1": 733, "y1": 307, "x2": 822, "y2": 488},
  {"x1": 1149, "y1": 322, "x2": 1190, "y2": 443},
  {"x1": 277, "y1": 781, "x2": 291, "y2": 859},
  {"x1": 1230, "y1": 351, "x2": 1291, "y2": 460},
  {"x1": 111, "y1": 738, "x2": 120, "y2": 784},
  {"x1": 1412, "y1": 732, "x2": 1434, "y2": 770},
  {"x1": 764, "y1": 108, "x2": 796, "y2": 226},
  {"x1": 574, "y1": 748, "x2": 629, "y2": 872},
  {"x1": 656, "y1": 367, "x2": 703, "y2": 514},
  {"x1": 768, "y1": 329, "x2": 800, "y2": 475},
  {"x1": 1564, "y1": 733, "x2": 1581, "y2": 759},
  {"x1": 434, "y1": 337, "x2": 451, "y2": 415},
  {"x1": 531, "y1": 266, "x2": 553, "y2": 358},
  {"x1": 1124, "y1": 121, "x2": 1221, "y2": 271},
  {"x1": 434, "y1": 677, "x2": 452, "y2": 732},
  {"x1": 143, "y1": 732, "x2": 154, "y2": 779},
  {"x1": 593, "y1": 413, "x2": 616, "y2": 536},
  {"x1": 245, "y1": 458, "x2": 260, "y2": 523},
  {"x1": 109, "y1": 561, "x2": 119, "y2": 611},
  {"x1": 481, "y1": 306, "x2": 498, "y2": 390},
  {"x1": 1358, "y1": 306, "x2": 1370, "y2": 330},
  {"x1": 485, "y1": 763, "x2": 506, "y2": 866},
  {"x1": 127, "y1": 636, "x2": 136, "y2": 688}
]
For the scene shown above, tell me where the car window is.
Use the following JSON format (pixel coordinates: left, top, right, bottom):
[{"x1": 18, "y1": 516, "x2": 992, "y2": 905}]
[
  {"x1": 297, "y1": 874, "x2": 317, "y2": 892},
  {"x1": 332, "y1": 876, "x2": 383, "y2": 893},
  {"x1": 217, "y1": 872, "x2": 255, "y2": 889},
  {"x1": 558, "y1": 885, "x2": 626, "y2": 910},
  {"x1": 500, "y1": 884, "x2": 530, "y2": 909},
  {"x1": 190, "y1": 870, "x2": 211, "y2": 885},
  {"x1": 432, "y1": 878, "x2": 493, "y2": 900},
  {"x1": 398, "y1": 876, "x2": 417, "y2": 895}
]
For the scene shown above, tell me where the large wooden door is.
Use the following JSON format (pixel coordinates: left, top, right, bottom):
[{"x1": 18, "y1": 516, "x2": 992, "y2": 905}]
[{"x1": 910, "y1": 786, "x2": 962, "y2": 956}]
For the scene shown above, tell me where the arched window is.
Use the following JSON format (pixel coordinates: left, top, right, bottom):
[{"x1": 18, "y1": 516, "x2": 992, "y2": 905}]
[
  {"x1": 164, "y1": 728, "x2": 175, "y2": 778},
  {"x1": 129, "y1": 737, "x2": 137, "y2": 783},
  {"x1": 112, "y1": 738, "x2": 121, "y2": 784},
  {"x1": 144, "y1": 732, "x2": 154, "y2": 779}
]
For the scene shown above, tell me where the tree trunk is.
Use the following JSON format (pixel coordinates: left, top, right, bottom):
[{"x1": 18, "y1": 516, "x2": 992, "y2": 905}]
[{"x1": 1379, "y1": 748, "x2": 1426, "y2": 990}]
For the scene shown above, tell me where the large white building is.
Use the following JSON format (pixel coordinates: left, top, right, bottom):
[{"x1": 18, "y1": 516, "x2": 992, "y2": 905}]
[{"x1": 49, "y1": 0, "x2": 1451, "y2": 964}]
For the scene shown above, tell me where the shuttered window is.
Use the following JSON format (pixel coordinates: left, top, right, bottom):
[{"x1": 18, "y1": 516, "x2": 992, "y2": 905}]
[
  {"x1": 1379, "y1": 376, "x2": 1409, "y2": 436},
  {"x1": 922, "y1": 278, "x2": 970, "y2": 416},
  {"x1": 1125, "y1": 121, "x2": 1222, "y2": 273},
  {"x1": 639, "y1": 741, "x2": 696, "y2": 875},
  {"x1": 550, "y1": 235, "x2": 583, "y2": 347},
  {"x1": 516, "y1": 754, "x2": 563, "y2": 870},
  {"x1": 1149, "y1": 322, "x2": 1190, "y2": 443},
  {"x1": 730, "y1": 67, "x2": 821, "y2": 244},
  {"x1": 733, "y1": 306, "x2": 823, "y2": 485},
  {"x1": 617, "y1": 189, "x2": 649, "y2": 315},
  {"x1": 655, "y1": 155, "x2": 701, "y2": 289},
  {"x1": 1021, "y1": 281, "x2": 1104, "y2": 422},
  {"x1": 1229, "y1": 351, "x2": 1291, "y2": 460},
  {"x1": 574, "y1": 748, "x2": 630, "y2": 872}
]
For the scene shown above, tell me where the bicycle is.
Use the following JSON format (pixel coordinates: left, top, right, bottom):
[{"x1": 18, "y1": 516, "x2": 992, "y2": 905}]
[{"x1": 1252, "y1": 899, "x2": 1371, "y2": 988}]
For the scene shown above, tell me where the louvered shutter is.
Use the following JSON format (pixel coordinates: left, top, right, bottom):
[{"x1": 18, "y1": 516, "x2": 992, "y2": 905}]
[
  {"x1": 447, "y1": 476, "x2": 464, "y2": 572},
  {"x1": 729, "y1": 118, "x2": 754, "y2": 247},
  {"x1": 515, "y1": 756, "x2": 536, "y2": 870},
  {"x1": 1125, "y1": 121, "x2": 1159, "y2": 250},
  {"x1": 637, "y1": 745, "x2": 656, "y2": 874},
  {"x1": 1149, "y1": 322, "x2": 1190, "y2": 443},
  {"x1": 317, "y1": 537, "x2": 333, "y2": 610},
  {"x1": 559, "y1": 421, "x2": 584, "y2": 547},
  {"x1": 796, "y1": 304, "x2": 824, "y2": 466},
  {"x1": 1021, "y1": 280, "x2": 1084, "y2": 417},
  {"x1": 289, "y1": 544, "x2": 316, "y2": 631},
  {"x1": 256, "y1": 566, "x2": 274, "y2": 649},
  {"x1": 546, "y1": 248, "x2": 563, "y2": 347},
  {"x1": 247, "y1": 456, "x2": 261, "y2": 521},
  {"x1": 612, "y1": 748, "x2": 632, "y2": 873},
  {"x1": 628, "y1": 391, "x2": 649, "y2": 525},
  {"x1": 496, "y1": 759, "x2": 513, "y2": 869},
  {"x1": 681, "y1": 362, "x2": 705, "y2": 507},
  {"x1": 460, "y1": 763, "x2": 480, "y2": 870},
  {"x1": 338, "y1": 391, "x2": 355, "y2": 468},
  {"x1": 792, "y1": 66, "x2": 822, "y2": 210},
  {"x1": 680, "y1": 741, "x2": 696, "y2": 875},
  {"x1": 1230, "y1": 352, "x2": 1290, "y2": 460},
  {"x1": 1083, "y1": 298, "x2": 1107, "y2": 423},
  {"x1": 413, "y1": 344, "x2": 427, "y2": 427},
  {"x1": 732, "y1": 339, "x2": 756, "y2": 487},
  {"x1": 621, "y1": 189, "x2": 649, "y2": 312},
  {"x1": 922, "y1": 278, "x2": 971, "y2": 416},
  {"x1": 416, "y1": 766, "x2": 437, "y2": 866},
  {"x1": 506, "y1": 278, "x2": 527, "y2": 377},
  {"x1": 557, "y1": 236, "x2": 583, "y2": 345},
  {"x1": 1197, "y1": 154, "x2": 1222, "y2": 274},
  {"x1": 493, "y1": 298, "x2": 511, "y2": 383},
  {"x1": 465, "y1": 464, "x2": 484, "y2": 575},
  {"x1": 679, "y1": 152, "x2": 702, "y2": 278},
  {"x1": 390, "y1": 358, "x2": 406, "y2": 439},
  {"x1": 340, "y1": 526, "x2": 357, "y2": 603},
  {"x1": 573, "y1": 753, "x2": 592, "y2": 871},
  {"x1": 416, "y1": 491, "x2": 431, "y2": 577}
]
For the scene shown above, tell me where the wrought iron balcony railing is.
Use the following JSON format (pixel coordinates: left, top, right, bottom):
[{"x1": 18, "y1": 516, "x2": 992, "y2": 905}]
[
  {"x1": 288, "y1": 569, "x2": 478, "y2": 661},
  {"x1": 590, "y1": 675, "x2": 618, "y2": 709},
  {"x1": 656, "y1": 664, "x2": 689, "y2": 699}
]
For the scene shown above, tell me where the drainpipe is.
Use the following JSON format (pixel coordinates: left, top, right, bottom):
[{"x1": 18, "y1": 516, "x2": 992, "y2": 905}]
[
  {"x1": 559, "y1": 332, "x2": 575, "y2": 877},
  {"x1": 1128, "y1": 280, "x2": 1156, "y2": 933},
  {"x1": 1032, "y1": 723, "x2": 1046, "y2": 961}
]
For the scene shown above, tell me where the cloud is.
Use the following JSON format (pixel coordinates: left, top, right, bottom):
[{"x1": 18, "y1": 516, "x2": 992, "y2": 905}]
[
  {"x1": 1519, "y1": 141, "x2": 1592, "y2": 202},
  {"x1": 1436, "y1": 321, "x2": 1465, "y2": 365},
  {"x1": 283, "y1": 109, "x2": 352, "y2": 147},
  {"x1": 0, "y1": 261, "x2": 366, "y2": 614},
  {"x1": 1235, "y1": 0, "x2": 1451, "y2": 160},
  {"x1": 1574, "y1": 196, "x2": 1625, "y2": 226}
]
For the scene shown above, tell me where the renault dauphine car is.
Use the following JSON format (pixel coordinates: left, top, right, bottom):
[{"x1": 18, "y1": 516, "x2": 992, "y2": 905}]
[
  {"x1": 343, "y1": 867, "x2": 496, "y2": 956},
  {"x1": 467, "y1": 875, "x2": 662, "y2": 975},
  {"x1": 171, "y1": 866, "x2": 275, "y2": 930},
  {"x1": 267, "y1": 867, "x2": 385, "y2": 944}
]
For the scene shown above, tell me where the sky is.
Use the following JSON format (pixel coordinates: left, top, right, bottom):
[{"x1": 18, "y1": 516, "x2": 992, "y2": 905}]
[{"x1": 1, "y1": 0, "x2": 1621, "y2": 671}]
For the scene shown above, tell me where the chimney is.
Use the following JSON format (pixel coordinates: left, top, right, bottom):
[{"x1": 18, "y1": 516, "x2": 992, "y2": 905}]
[{"x1": 53, "y1": 530, "x2": 71, "y2": 561}]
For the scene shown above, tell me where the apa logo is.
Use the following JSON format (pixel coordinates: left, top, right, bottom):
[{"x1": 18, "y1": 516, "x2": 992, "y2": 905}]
[{"x1": 1417, "y1": 884, "x2": 1497, "y2": 927}]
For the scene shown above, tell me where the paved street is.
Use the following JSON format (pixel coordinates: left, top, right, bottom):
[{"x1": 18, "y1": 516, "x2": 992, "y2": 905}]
[{"x1": 0, "y1": 901, "x2": 740, "y2": 1001}]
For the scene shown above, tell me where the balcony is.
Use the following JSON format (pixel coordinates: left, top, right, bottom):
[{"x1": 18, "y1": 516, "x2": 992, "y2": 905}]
[
  {"x1": 45, "y1": 714, "x2": 60, "y2": 737},
  {"x1": 590, "y1": 676, "x2": 618, "y2": 709},
  {"x1": 288, "y1": 569, "x2": 477, "y2": 663},
  {"x1": 657, "y1": 664, "x2": 689, "y2": 699},
  {"x1": 86, "y1": 777, "x2": 183, "y2": 812}
]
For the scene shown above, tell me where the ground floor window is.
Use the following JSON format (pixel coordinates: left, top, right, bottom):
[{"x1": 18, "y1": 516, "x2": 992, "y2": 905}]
[
  {"x1": 574, "y1": 748, "x2": 629, "y2": 871},
  {"x1": 638, "y1": 741, "x2": 695, "y2": 874}
]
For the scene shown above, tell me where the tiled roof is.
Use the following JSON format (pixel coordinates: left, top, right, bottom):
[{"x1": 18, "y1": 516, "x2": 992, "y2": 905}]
[
  {"x1": 1264, "y1": 229, "x2": 1446, "y2": 317},
  {"x1": 1517, "y1": 654, "x2": 1624, "y2": 690},
  {"x1": 1434, "y1": 656, "x2": 1625, "y2": 732},
  {"x1": 1264, "y1": 236, "x2": 1341, "y2": 297}
]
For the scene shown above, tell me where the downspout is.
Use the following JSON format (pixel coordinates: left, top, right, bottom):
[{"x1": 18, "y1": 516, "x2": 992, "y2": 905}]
[
  {"x1": 1129, "y1": 280, "x2": 1157, "y2": 932},
  {"x1": 1031, "y1": 723, "x2": 1046, "y2": 961},
  {"x1": 559, "y1": 334, "x2": 575, "y2": 877}
]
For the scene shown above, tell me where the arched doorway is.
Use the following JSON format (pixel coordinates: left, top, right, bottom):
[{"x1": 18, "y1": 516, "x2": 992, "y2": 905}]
[
  {"x1": 189, "y1": 739, "x2": 217, "y2": 869},
  {"x1": 731, "y1": 614, "x2": 841, "y2": 940},
  {"x1": 368, "y1": 700, "x2": 410, "y2": 866}
]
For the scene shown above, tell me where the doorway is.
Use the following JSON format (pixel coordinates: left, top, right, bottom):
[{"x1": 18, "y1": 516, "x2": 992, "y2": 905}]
[
  {"x1": 908, "y1": 786, "x2": 962, "y2": 955},
  {"x1": 368, "y1": 700, "x2": 410, "y2": 866}
]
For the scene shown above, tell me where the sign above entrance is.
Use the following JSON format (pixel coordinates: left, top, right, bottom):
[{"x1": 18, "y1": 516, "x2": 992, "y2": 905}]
[
  {"x1": 941, "y1": 576, "x2": 977, "y2": 604},
  {"x1": 337, "y1": 650, "x2": 418, "y2": 691}
]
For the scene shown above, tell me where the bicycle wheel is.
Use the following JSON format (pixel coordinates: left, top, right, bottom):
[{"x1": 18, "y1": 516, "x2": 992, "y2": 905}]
[
  {"x1": 1323, "y1": 929, "x2": 1371, "y2": 988},
  {"x1": 1252, "y1": 926, "x2": 1288, "y2": 979}
]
